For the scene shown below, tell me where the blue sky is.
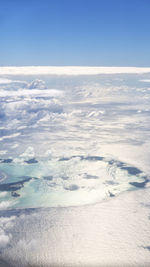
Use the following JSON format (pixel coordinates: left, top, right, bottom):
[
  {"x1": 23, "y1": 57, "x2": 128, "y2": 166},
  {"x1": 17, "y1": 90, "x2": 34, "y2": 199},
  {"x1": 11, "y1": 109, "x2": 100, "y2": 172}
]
[{"x1": 1, "y1": 0, "x2": 150, "y2": 66}]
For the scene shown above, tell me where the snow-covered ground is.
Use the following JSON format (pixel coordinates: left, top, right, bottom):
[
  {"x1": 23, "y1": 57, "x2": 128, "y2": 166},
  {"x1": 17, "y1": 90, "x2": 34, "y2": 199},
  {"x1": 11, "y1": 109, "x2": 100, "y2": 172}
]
[{"x1": 0, "y1": 67, "x2": 150, "y2": 266}]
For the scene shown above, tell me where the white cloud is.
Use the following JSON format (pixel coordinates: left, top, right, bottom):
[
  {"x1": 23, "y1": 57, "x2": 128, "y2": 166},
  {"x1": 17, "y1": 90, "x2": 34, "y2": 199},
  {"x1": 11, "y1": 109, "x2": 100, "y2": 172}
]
[
  {"x1": 0, "y1": 133, "x2": 20, "y2": 142},
  {"x1": 139, "y1": 79, "x2": 150, "y2": 83},
  {"x1": 0, "y1": 201, "x2": 15, "y2": 209},
  {"x1": 16, "y1": 239, "x2": 37, "y2": 251},
  {"x1": 0, "y1": 216, "x2": 16, "y2": 229},
  {"x1": 0, "y1": 192, "x2": 8, "y2": 197},
  {"x1": 26, "y1": 79, "x2": 47, "y2": 89},
  {"x1": 0, "y1": 66, "x2": 150, "y2": 75},
  {"x1": 0, "y1": 150, "x2": 7, "y2": 155},
  {"x1": 0, "y1": 78, "x2": 25, "y2": 84},
  {"x1": 0, "y1": 233, "x2": 10, "y2": 248},
  {"x1": 0, "y1": 78, "x2": 15, "y2": 84},
  {"x1": 0, "y1": 88, "x2": 63, "y2": 97},
  {"x1": 20, "y1": 146, "x2": 35, "y2": 159},
  {"x1": 0, "y1": 71, "x2": 150, "y2": 266},
  {"x1": 0, "y1": 216, "x2": 16, "y2": 249}
]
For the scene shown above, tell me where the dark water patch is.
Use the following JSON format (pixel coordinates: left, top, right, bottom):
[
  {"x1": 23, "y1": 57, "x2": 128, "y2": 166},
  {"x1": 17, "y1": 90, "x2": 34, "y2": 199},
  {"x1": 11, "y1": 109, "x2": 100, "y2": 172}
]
[
  {"x1": 59, "y1": 157, "x2": 70, "y2": 161},
  {"x1": 104, "y1": 180, "x2": 118, "y2": 185},
  {"x1": 108, "y1": 159, "x2": 125, "y2": 167},
  {"x1": 143, "y1": 246, "x2": 150, "y2": 251},
  {"x1": 0, "y1": 177, "x2": 32, "y2": 192},
  {"x1": 140, "y1": 202, "x2": 150, "y2": 208},
  {"x1": 108, "y1": 159, "x2": 116, "y2": 165},
  {"x1": 129, "y1": 180, "x2": 148, "y2": 188},
  {"x1": 61, "y1": 176, "x2": 69, "y2": 180},
  {"x1": 43, "y1": 176, "x2": 53, "y2": 181},
  {"x1": 83, "y1": 156, "x2": 104, "y2": 161},
  {"x1": 64, "y1": 184, "x2": 79, "y2": 191},
  {"x1": 116, "y1": 161, "x2": 125, "y2": 167},
  {"x1": 59, "y1": 155, "x2": 104, "y2": 161},
  {"x1": 59, "y1": 155, "x2": 83, "y2": 161},
  {"x1": 24, "y1": 158, "x2": 38, "y2": 164},
  {"x1": 84, "y1": 173, "x2": 99, "y2": 179},
  {"x1": 1, "y1": 159, "x2": 13, "y2": 163},
  {"x1": 121, "y1": 166, "x2": 142, "y2": 175},
  {"x1": 108, "y1": 159, "x2": 145, "y2": 177},
  {"x1": 11, "y1": 192, "x2": 20, "y2": 198},
  {"x1": 108, "y1": 191, "x2": 115, "y2": 197}
]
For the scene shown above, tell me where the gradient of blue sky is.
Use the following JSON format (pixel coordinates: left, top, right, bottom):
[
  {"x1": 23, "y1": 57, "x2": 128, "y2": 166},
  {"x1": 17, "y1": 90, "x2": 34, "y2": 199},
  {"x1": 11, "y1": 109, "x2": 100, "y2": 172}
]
[{"x1": 0, "y1": 0, "x2": 150, "y2": 66}]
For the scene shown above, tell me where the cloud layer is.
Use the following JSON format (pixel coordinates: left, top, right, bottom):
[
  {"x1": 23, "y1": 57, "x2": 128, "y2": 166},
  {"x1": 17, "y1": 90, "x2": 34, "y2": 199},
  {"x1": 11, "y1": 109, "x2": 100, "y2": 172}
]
[
  {"x1": 0, "y1": 72, "x2": 150, "y2": 266},
  {"x1": 1, "y1": 66, "x2": 150, "y2": 75}
]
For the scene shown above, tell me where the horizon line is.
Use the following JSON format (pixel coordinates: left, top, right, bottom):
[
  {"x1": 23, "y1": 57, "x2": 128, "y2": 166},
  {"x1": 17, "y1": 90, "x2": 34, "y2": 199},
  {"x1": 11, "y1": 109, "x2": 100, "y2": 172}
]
[{"x1": 0, "y1": 66, "x2": 150, "y2": 75}]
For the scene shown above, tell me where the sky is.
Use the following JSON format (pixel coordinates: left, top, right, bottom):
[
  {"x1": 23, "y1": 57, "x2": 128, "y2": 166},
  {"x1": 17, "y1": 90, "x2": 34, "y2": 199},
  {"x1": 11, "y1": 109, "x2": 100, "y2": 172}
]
[{"x1": 0, "y1": 0, "x2": 150, "y2": 66}]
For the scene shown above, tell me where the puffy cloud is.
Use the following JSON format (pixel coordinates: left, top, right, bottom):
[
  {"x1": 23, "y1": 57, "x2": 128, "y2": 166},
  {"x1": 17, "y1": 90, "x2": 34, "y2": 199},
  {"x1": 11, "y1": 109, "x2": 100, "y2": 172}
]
[
  {"x1": 0, "y1": 201, "x2": 15, "y2": 210},
  {"x1": 0, "y1": 79, "x2": 64, "y2": 142},
  {"x1": 0, "y1": 70, "x2": 150, "y2": 267},
  {"x1": 0, "y1": 233, "x2": 10, "y2": 249},
  {"x1": 20, "y1": 146, "x2": 35, "y2": 159},
  {"x1": 0, "y1": 216, "x2": 16, "y2": 249},
  {"x1": 26, "y1": 79, "x2": 47, "y2": 89},
  {"x1": 0, "y1": 216, "x2": 16, "y2": 229}
]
